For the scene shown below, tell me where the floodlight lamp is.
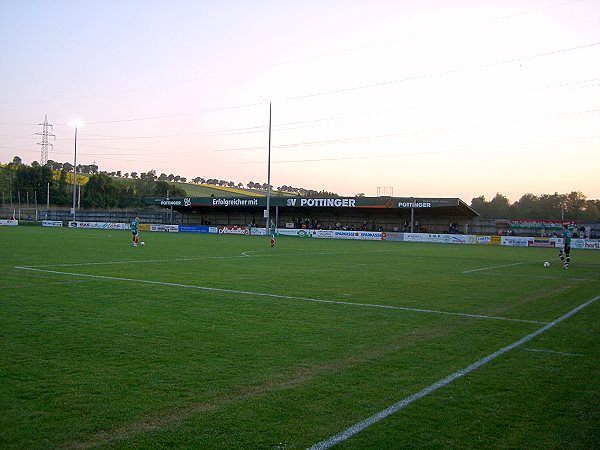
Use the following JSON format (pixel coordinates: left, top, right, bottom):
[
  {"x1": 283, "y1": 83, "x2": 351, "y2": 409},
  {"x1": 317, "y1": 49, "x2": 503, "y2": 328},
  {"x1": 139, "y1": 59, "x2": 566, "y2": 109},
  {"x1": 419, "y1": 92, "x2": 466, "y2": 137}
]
[{"x1": 68, "y1": 119, "x2": 85, "y2": 128}]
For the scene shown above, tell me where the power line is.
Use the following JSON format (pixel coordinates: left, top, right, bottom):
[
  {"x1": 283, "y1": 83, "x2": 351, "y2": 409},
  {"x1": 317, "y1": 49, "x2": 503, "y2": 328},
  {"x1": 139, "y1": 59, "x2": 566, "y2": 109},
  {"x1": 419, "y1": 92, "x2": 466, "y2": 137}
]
[
  {"x1": 240, "y1": 135, "x2": 600, "y2": 164},
  {"x1": 288, "y1": 42, "x2": 600, "y2": 100}
]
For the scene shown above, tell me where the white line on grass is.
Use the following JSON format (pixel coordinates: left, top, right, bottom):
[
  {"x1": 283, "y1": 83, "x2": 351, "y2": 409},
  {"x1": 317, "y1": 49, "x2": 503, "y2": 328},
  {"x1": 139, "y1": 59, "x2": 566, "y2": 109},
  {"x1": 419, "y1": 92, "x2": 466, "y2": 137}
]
[
  {"x1": 21, "y1": 249, "x2": 395, "y2": 268},
  {"x1": 523, "y1": 347, "x2": 584, "y2": 357},
  {"x1": 14, "y1": 266, "x2": 546, "y2": 324},
  {"x1": 306, "y1": 294, "x2": 600, "y2": 450},
  {"x1": 466, "y1": 272, "x2": 596, "y2": 282},
  {"x1": 463, "y1": 262, "x2": 525, "y2": 274}
]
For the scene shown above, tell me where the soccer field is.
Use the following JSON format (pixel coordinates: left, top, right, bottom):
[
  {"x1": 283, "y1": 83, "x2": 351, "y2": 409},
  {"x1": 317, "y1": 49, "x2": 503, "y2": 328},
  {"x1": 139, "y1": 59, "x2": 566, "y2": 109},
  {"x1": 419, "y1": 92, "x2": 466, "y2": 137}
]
[{"x1": 1, "y1": 226, "x2": 599, "y2": 449}]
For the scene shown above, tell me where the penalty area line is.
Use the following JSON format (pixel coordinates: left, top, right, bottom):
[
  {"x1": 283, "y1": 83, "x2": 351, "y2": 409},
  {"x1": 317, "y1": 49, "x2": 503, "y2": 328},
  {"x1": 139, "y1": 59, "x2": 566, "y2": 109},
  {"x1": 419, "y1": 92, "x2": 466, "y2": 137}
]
[
  {"x1": 307, "y1": 294, "x2": 600, "y2": 450},
  {"x1": 463, "y1": 262, "x2": 525, "y2": 274},
  {"x1": 13, "y1": 266, "x2": 545, "y2": 324}
]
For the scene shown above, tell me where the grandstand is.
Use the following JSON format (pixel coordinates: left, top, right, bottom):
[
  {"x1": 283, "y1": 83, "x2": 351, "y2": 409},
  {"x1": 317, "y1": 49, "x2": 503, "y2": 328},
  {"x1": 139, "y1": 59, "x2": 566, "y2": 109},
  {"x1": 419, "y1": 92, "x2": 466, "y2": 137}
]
[{"x1": 145, "y1": 195, "x2": 478, "y2": 233}]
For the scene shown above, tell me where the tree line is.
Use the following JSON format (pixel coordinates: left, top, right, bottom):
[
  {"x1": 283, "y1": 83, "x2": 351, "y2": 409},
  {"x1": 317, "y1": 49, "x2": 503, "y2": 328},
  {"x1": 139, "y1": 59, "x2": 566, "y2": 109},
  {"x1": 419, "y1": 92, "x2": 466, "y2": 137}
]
[
  {"x1": 2, "y1": 157, "x2": 598, "y2": 220},
  {"x1": 0, "y1": 159, "x2": 185, "y2": 209},
  {"x1": 470, "y1": 192, "x2": 600, "y2": 221}
]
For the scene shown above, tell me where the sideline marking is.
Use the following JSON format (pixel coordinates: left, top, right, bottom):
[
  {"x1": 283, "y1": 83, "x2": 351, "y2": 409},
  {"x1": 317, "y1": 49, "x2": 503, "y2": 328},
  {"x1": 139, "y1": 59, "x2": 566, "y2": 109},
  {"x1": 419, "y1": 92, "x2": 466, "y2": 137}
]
[
  {"x1": 14, "y1": 266, "x2": 545, "y2": 324},
  {"x1": 523, "y1": 347, "x2": 584, "y2": 357},
  {"x1": 463, "y1": 262, "x2": 525, "y2": 274},
  {"x1": 307, "y1": 294, "x2": 600, "y2": 450}
]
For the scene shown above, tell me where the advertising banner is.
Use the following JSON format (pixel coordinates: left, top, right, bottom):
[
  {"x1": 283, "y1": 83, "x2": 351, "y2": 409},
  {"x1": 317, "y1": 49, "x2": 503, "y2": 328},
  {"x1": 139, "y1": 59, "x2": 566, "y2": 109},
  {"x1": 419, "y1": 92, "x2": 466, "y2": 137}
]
[
  {"x1": 0, "y1": 219, "x2": 18, "y2": 226},
  {"x1": 150, "y1": 224, "x2": 179, "y2": 232},
  {"x1": 42, "y1": 220, "x2": 63, "y2": 227},
  {"x1": 528, "y1": 238, "x2": 556, "y2": 248},
  {"x1": 69, "y1": 221, "x2": 129, "y2": 230},
  {"x1": 404, "y1": 233, "x2": 453, "y2": 244},
  {"x1": 311, "y1": 230, "x2": 334, "y2": 239},
  {"x1": 250, "y1": 227, "x2": 266, "y2": 236},
  {"x1": 510, "y1": 220, "x2": 570, "y2": 230},
  {"x1": 179, "y1": 225, "x2": 211, "y2": 233},
  {"x1": 572, "y1": 239, "x2": 600, "y2": 250},
  {"x1": 501, "y1": 236, "x2": 534, "y2": 247},
  {"x1": 276, "y1": 228, "x2": 312, "y2": 238},
  {"x1": 383, "y1": 232, "x2": 403, "y2": 242},
  {"x1": 218, "y1": 225, "x2": 249, "y2": 235}
]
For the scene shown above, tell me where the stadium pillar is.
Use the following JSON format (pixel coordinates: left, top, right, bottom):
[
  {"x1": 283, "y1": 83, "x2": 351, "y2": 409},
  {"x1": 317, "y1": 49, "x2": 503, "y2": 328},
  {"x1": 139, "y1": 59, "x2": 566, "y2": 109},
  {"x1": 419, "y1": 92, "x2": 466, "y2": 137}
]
[{"x1": 68, "y1": 120, "x2": 84, "y2": 222}]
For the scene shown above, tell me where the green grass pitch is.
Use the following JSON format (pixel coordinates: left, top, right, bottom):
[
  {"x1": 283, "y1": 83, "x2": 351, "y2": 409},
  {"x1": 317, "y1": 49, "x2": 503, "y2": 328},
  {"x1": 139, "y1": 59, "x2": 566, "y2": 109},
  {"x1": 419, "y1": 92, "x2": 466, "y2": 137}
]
[{"x1": 1, "y1": 226, "x2": 599, "y2": 449}]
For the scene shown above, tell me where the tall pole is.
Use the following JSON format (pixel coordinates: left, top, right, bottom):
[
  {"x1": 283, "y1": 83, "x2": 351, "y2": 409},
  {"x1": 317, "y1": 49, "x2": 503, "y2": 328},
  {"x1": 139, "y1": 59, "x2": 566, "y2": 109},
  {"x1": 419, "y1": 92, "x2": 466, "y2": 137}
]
[
  {"x1": 72, "y1": 126, "x2": 78, "y2": 222},
  {"x1": 266, "y1": 101, "x2": 272, "y2": 234}
]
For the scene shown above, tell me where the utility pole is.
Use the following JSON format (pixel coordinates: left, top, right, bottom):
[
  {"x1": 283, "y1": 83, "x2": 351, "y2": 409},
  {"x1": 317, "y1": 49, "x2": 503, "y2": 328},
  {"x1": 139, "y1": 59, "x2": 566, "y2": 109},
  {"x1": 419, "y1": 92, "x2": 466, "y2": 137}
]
[{"x1": 36, "y1": 115, "x2": 55, "y2": 166}]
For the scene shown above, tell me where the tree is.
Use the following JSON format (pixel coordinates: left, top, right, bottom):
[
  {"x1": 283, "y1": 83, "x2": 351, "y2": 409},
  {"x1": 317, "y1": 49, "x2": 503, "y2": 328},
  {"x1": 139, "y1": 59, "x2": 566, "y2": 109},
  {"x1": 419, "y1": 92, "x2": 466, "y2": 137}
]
[
  {"x1": 511, "y1": 193, "x2": 541, "y2": 219},
  {"x1": 563, "y1": 191, "x2": 586, "y2": 219},
  {"x1": 488, "y1": 193, "x2": 511, "y2": 218},
  {"x1": 81, "y1": 173, "x2": 120, "y2": 208},
  {"x1": 13, "y1": 164, "x2": 54, "y2": 205}
]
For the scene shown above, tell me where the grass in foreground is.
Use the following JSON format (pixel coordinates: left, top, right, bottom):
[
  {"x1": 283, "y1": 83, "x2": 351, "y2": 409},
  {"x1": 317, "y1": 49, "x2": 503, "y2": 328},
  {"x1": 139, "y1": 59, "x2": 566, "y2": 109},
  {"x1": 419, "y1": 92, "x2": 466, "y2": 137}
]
[{"x1": 0, "y1": 226, "x2": 599, "y2": 449}]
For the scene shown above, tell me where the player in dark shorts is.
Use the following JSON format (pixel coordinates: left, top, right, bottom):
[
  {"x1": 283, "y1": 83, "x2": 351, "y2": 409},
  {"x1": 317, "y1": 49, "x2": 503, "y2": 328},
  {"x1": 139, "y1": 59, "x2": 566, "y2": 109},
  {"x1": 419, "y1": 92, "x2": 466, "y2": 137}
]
[
  {"x1": 130, "y1": 216, "x2": 140, "y2": 247},
  {"x1": 559, "y1": 223, "x2": 572, "y2": 269}
]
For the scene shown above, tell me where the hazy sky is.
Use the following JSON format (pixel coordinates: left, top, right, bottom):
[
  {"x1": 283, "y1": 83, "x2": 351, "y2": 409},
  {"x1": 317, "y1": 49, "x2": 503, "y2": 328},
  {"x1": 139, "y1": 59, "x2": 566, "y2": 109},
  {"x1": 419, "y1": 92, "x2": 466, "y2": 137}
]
[{"x1": 1, "y1": 0, "x2": 599, "y2": 202}]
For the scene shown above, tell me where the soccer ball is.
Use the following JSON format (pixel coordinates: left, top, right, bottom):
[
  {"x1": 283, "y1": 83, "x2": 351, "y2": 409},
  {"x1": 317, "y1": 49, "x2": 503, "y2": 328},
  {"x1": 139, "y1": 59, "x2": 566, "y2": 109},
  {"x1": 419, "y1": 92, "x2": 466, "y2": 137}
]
[
  {"x1": 543, "y1": 261, "x2": 550, "y2": 267},
  {"x1": 141, "y1": 242, "x2": 145, "y2": 246}
]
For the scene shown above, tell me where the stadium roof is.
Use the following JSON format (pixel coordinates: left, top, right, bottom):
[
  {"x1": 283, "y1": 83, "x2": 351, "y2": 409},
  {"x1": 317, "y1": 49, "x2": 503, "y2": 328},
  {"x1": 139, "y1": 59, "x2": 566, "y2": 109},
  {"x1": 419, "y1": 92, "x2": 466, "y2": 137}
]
[{"x1": 146, "y1": 196, "x2": 479, "y2": 218}]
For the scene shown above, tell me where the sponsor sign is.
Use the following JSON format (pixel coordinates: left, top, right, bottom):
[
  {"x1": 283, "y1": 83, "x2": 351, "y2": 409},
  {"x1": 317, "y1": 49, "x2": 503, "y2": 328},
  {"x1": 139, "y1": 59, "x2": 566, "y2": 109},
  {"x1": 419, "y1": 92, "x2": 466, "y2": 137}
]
[
  {"x1": 311, "y1": 230, "x2": 334, "y2": 239},
  {"x1": 179, "y1": 225, "x2": 210, "y2": 233},
  {"x1": 213, "y1": 198, "x2": 259, "y2": 207},
  {"x1": 68, "y1": 221, "x2": 129, "y2": 230},
  {"x1": 42, "y1": 220, "x2": 63, "y2": 227},
  {"x1": 218, "y1": 225, "x2": 249, "y2": 235},
  {"x1": 572, "y1": 239, "x2": 600, "y2": 250},
  {"x1": 404, "y1": 233, "x2": 452, "y2": 244},
  {"x1": 398, "y1": 201, "x2": 432, "y2": 208},
  {"x1": 150, "y1": 224, "x2": 179, "y2": 232},
  {"x1": 501, "y1": 236, "x2": 533, "y2": 247},
  {"x1": 528, "y1": 238, "x2": 556, "y2": 248},
  {"x1": 357, "y1": 231, "x2": 383, "y2": 241},
  {"x1": 333, "y1": 230, "x2": 361, "y2": 240},
  {"x1": 286, "y1": 198, "x2": 356, "y2": 207},
  {"x1": 583, "y1": 240, "x2": 600, "y2": 250},
  {"x1": 383, "y1": 232, "x2": 403, "y2": 242},
  {"x1": 277, "y1": 228, "x2": 312, "y2": 237},
  {"x1": 510, "y1": 220, "x2": 572, "y2": 230},
  {"x1": 0, "y1": 219, "x2": 18, "y2": 226},
  {"x1": 250, "y1": 227, "x2": 266, "y2": 236},
  {"x1": 476, "y1": 235, "x2": 501, "y2": 245}
]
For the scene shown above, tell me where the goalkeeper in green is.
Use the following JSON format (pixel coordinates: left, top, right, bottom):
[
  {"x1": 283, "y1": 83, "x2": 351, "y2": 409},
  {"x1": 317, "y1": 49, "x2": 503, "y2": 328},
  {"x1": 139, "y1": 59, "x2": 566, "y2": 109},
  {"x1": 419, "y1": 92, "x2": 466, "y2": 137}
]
[
  {"x1": 559, "y1": 223, "x2": 572, "y2": 269},
  {"x1": 130, "y1": 216, "x2": 140, "y2": 247}
]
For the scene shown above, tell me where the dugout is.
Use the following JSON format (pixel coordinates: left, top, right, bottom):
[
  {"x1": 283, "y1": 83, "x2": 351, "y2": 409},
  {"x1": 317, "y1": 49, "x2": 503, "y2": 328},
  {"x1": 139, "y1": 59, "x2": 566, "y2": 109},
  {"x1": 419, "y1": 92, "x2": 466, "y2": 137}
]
[{"x1": 145, "y1": 196, "x2": 479, "y2": 234}]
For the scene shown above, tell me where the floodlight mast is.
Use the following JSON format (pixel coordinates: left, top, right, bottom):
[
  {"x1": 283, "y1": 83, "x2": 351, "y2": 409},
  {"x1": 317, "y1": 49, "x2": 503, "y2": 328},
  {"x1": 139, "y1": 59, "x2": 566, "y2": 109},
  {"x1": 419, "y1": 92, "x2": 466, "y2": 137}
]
[
  {"x1": 266, "y1": 101, "x2": 272, "y2": 235},
  {"x1": 68, "y1": 120, "x2": 84, "y2": 222}
]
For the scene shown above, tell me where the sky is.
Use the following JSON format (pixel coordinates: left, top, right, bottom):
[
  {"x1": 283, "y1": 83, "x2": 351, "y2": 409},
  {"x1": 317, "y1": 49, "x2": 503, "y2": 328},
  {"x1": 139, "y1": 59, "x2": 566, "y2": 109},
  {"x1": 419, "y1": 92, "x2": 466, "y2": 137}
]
[{"x1": 1, "y1": 0, "x2": 599, "y2": 203}]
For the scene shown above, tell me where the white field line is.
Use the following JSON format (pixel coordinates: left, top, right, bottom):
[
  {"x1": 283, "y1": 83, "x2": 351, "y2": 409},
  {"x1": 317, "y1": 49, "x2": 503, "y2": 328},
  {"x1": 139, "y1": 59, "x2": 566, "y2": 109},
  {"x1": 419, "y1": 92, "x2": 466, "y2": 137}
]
[
  {"x1": 466, "y1": 272, "x2": 596, "y2": 282},
  {"x1": 463, "y1": 262, "x2": 526, "y2": 274},
  {"x1": 22, "y1": 249, "x2": 395, "y2": 268},
  {"x1": 523, "y1": 347, "x2": 584, "y2": 357},
  {"x1": 14, "y1": 266, "x2": 546, "y2": 325},
  {"x1": 307, "y1": 294, "x2": 600, "y2": 450}
]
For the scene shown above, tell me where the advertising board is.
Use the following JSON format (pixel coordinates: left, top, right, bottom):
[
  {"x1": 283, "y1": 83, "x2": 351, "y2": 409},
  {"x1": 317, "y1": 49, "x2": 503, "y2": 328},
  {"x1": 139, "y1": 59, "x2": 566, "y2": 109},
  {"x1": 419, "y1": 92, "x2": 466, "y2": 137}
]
[
  {"x1": 68, "y1": 221, "x2": 129, "y2": 230},
  {"x1": 150, "y1": 224, "x2": 179, "y2": 232},
  {"x1": 42, "y1": 220, "x2": 63, "y2": 227}
]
